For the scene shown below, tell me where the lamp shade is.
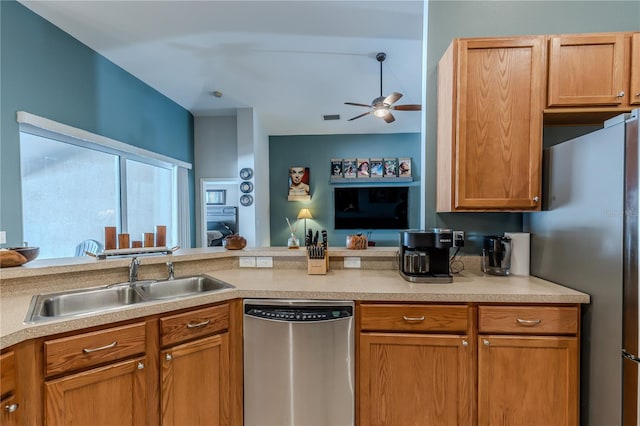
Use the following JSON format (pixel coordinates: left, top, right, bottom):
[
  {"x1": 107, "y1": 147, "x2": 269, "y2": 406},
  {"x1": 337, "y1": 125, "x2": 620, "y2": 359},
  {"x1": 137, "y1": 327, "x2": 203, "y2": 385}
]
[{"x1": 297, "y1": 208, "x2": 313, "y2": 220}]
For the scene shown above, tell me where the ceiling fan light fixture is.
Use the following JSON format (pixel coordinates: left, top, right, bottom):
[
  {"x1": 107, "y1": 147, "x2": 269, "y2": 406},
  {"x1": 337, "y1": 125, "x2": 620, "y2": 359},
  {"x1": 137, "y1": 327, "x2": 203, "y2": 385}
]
[{"x1": 373, "y1": 107, "x2": 389, "y2": 117}]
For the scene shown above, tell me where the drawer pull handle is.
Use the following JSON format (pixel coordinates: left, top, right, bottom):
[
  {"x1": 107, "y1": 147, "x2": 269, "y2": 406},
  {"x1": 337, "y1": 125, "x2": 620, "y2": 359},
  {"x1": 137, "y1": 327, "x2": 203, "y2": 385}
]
[
  {"x1": 403, "y1": 316, "x2": 425, "y2": 322},
  {"x1": 462, "y1": 340, "x2": 469, "y2": 347},
  {"x1": 186, "y1": 319, "x2": 211, "y2": 329},
  {"x1": 483, "y1": 339, "x2": 490, "y2": 346},
  {"x1": 165, "y1": 354, "x2": 173, "y2": 361},
  {"x1": 137, "y1": 362, "x2": 144, "y2": 370},
  {"x1": 4, "y1": 404, "x2": 19, "y2": 413},
  {"x1": 82, "y1": 341, "x2": 118, "y2": 353},
  {"x1": 516, "y1": 318, "x2": 542, "y2": 326}
]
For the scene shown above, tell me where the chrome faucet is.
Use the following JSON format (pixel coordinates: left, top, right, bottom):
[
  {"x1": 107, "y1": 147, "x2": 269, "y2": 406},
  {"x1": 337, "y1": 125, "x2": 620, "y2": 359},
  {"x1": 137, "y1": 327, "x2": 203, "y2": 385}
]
[
  {"x1": 129, "y1": 257, "x2": 140, "y2": 284},
  {"x1": 166, "y1": 261, "x2": 175, "y2": 280}
]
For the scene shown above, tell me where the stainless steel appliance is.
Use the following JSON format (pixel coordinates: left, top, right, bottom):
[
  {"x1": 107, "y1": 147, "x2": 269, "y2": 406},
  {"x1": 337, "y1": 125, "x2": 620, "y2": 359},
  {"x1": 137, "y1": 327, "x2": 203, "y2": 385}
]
[
  {"x1": 528, "y1": 109, "x2": 639, "y2": 426},
  {"x1": 398, "y1": 229, "x2": 453, "y2": 283},
  {"x1": 482, "y1": 235, "x2": 512, "y2": 276},
  {"x1": 243, "y1": 299, "x2": 354, "y2": 426}
]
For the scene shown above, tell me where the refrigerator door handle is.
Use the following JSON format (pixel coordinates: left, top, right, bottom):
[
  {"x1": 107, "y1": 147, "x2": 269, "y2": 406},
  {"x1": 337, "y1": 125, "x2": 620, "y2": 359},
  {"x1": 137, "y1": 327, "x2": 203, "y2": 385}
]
[{"x1": 622, "y1": 349, "x2": 640, "y2": 363}]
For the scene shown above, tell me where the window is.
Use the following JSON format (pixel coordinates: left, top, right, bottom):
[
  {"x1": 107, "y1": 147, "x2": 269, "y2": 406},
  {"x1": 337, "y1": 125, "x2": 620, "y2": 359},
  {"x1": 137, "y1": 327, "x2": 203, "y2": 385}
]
[{"x1": 18, "y1": 112, "x2": 191, "y2": 259}]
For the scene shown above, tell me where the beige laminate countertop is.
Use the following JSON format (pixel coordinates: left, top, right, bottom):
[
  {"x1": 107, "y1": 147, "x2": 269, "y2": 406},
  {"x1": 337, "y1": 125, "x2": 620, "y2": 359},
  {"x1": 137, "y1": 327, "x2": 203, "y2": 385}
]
[{"x1": 0, "y1": 247, "x2": 590, "y2": 349}]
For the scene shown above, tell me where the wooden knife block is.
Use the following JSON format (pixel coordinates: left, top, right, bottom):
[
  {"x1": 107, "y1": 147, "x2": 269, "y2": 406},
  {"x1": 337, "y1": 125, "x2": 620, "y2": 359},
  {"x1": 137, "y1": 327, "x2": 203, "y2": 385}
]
[{"x1": 307, "y1": 248, "x2": 329, "y2": 275}]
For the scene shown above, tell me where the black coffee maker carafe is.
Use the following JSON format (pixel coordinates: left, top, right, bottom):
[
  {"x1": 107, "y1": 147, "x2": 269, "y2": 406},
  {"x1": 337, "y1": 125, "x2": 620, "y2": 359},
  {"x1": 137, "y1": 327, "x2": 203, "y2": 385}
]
[{"x1": 482, "y1": 236, "x2": 512, "y2": 276}]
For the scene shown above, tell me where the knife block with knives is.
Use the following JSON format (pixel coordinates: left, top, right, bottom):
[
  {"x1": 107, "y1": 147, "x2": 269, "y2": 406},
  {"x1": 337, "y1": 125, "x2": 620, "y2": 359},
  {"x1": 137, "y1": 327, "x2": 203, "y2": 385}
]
[{"x1": 306, "y1": 229, "x2": 328, "y2": 275}]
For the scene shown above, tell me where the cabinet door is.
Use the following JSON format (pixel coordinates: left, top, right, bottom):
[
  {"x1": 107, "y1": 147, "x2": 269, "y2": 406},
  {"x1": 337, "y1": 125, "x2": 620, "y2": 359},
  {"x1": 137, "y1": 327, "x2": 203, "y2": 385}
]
[
  {"x1": 478, "y1": 335, "x2": 578, "y2": 426},
  {"x1": 455, "y1": 37, "x2": 544, "y2": 210},
  {"x1": 161, "y1": 333, "x2": 230, "y2": 426},
  {"x1": 359, "y1": 333, "x2": 473, "y2": 426},
  {"x1": 632, "y1": 33, "x2": 640, "y2": 106},
  {"x1": 548, "y1": 33, "x2": 626, "y2": 106},
  {"x1": 45, "y1": 356, "x2": 147, "y2": 426},
  {"x1": 0, "y1": 351, "x2": 19, "y2": 426}
]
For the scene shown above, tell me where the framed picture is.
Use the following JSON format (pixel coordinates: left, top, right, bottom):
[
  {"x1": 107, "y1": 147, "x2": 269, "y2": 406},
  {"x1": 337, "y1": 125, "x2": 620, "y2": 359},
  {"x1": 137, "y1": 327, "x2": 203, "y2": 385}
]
[
  {"x1": 357, "y1": 158, "x2": 370, "y2": 177},
  {"x1": 383, "y1": 158, "x2": 398, "y2": 177},
  {"x1": 288, "y1": 166, "x2": 311, "y2": 201},
  {"x1": 343, "y1": 159, "x2": 357, "y2": 178},
  {"x1": 398, "y1": 157, "x2": 412, "y2": 177},
  {"x1": 331, "y1": 159, "x2": 343, "y2": 177},
  {"x1": 205, "y1": 189, "x2": 226, "y2": 205},
  {"x1": 370, "y1": 158, "x2": 384, "y2": 178}
]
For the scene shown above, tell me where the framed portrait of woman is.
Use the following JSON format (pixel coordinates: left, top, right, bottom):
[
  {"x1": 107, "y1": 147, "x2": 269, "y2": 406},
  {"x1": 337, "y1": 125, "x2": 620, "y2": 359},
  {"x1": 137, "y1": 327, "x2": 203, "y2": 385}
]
[{"x1": 288, "y1": 166, "x2": 311, "y2": 201}]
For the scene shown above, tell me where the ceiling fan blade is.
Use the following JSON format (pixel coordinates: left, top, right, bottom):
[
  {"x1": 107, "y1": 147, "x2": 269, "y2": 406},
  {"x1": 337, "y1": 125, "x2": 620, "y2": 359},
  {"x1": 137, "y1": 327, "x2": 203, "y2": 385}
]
[
  {"x1": 348, "y1": 111, "x2": 371, "y2": 121},
  {"x1": 383, "y1": 92, "x2": 403, "y2": 105},
  {"x1": 383, "y1": 112, "x2": 396, "y2": 123},
  {"x1": 344, "y1": 102, "x2": 372, "y2": 108},
  {"x1": 391, "y1": 104, "x2": 422, "y2": 111}
]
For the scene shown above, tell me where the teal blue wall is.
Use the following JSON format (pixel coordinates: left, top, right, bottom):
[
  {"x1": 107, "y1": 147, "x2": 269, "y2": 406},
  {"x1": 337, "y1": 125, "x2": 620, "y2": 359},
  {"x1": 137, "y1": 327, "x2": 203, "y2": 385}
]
[
  {"x1": 0, "y1": 1, "x2": 195, "y2": 246},
  {"x1": 269, "y1": 133, "x2": 421, "y2": 247},
  {"x1": 426, "y1": 0, "x2": 640, "y2": 252}
]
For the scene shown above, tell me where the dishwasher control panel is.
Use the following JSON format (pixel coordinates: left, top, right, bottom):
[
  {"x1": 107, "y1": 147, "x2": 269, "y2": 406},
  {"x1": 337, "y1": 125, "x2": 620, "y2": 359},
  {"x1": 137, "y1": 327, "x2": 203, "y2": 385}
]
[{"x1": 245, "y1": 305, "x2": 353, "y2": 322}]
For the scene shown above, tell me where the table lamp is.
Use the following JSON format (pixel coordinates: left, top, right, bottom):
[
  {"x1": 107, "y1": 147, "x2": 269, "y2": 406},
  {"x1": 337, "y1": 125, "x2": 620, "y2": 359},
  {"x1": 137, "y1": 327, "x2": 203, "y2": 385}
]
[{"x1": 297, "y1": 208, "x2": 313, "y2": 240}]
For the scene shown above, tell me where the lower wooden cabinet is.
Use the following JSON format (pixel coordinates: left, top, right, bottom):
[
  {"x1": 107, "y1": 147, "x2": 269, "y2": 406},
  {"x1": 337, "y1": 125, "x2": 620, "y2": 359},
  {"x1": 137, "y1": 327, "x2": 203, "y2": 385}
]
[
  {"x1": 160, "y1": 333, "x2": 230, "y2": 426},
  {"x1": 1, "y1": 350, "x2": 20, "y2": 426},
  {"x1": 44, "y1": 356, "x2": 148, "y2": 425},
  {"x1": 358, "y1": 303, "x2": 473, "y2": 426},
  {"x1": 477, "y1": 305, "x2": 580, "y2": 426},
  {"x1": 478, "y1": 335, "x2": 579, "y2": 426},
  {"x1": 359, "y1": 333, "x2": 473, "y2": 426}
]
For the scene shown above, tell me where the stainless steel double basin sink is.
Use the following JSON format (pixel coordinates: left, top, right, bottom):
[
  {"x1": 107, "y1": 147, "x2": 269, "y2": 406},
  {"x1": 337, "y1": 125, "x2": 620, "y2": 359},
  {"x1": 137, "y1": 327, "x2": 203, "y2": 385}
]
[{"x1": 25, "y1": 275, "x2": 235, "y2": 323}]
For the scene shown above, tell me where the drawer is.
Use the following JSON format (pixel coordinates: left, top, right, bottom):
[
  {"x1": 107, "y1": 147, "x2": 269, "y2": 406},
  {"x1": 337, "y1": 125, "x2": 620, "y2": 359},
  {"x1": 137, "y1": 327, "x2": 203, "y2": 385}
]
[
  {"x1": 160, "y1": 303, "x2": 229, "y2": 347},
  {"x1": 1, "y1": 351, "x2": 16, "y2": 399},
  {"x1": 479, "y1": 305, "x2": 579, "y2": 335},
  {"x1": 360, "y1": 304, "x2": 469, "y2": 333},
  {"x1": 45, "y1": 322, "x2": 146, "y2": 377}
]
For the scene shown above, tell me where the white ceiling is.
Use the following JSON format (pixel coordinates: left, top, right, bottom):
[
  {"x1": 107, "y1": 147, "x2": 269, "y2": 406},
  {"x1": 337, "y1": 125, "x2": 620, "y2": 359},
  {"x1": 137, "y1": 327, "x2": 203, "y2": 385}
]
[{"x1": 20, "y1": 0, "x2": 425, "y2": 136}]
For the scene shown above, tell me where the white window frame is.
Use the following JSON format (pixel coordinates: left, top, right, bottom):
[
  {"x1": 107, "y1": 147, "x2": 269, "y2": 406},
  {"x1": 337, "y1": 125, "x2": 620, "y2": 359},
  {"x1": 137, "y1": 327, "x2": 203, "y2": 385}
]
[{"x1": 17, "y1": 111, "x2": 192, "y2": 250}]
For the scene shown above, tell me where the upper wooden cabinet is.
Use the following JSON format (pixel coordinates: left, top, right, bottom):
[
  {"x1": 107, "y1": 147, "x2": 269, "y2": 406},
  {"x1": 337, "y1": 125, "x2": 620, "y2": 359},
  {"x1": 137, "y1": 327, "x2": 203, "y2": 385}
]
[
  {"x1": 437, "y1": 36, "x2": 545, "y2": 212},
  {"x1": 548, "y1": 32, "x2": 627, "y2": 107},
  {"x1": 632, "y1": 33, "x2": 640, "y2": 106}
]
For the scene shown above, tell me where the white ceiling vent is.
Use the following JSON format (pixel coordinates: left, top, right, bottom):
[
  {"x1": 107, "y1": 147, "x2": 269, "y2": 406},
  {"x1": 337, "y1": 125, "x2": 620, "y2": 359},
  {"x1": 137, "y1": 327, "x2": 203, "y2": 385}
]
[{"x1": 323, "y1": 114, "x2": 341, "y2": 121}]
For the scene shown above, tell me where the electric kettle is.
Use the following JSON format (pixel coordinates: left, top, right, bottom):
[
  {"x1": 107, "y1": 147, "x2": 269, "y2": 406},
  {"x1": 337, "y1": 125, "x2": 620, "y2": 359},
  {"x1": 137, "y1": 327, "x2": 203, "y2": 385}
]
[{"x1": 482, "y1": 236, "x2": 512, "y2": 276}]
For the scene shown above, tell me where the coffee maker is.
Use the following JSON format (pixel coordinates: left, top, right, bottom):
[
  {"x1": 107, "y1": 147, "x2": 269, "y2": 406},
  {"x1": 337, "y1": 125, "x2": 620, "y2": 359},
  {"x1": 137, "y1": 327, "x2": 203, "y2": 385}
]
[{"x1": 399, "y1": 229, "x2": 453, "y2": 283}]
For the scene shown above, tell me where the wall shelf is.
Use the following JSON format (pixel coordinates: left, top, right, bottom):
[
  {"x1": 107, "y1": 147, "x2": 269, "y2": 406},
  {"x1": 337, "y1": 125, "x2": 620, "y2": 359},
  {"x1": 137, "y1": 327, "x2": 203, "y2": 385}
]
[{"x1": 330, "y1": 177, "x2": 413, "y2": 184}]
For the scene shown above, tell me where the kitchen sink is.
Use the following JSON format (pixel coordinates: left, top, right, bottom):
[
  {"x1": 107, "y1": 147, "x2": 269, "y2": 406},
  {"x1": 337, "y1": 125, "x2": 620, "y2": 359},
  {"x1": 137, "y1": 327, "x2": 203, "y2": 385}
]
[
  {"x1": 24, "y1": 274, "x2": 234, "y2": 323},
  {"x1": 137, "y1": 275, "x2": 234, "y2": 300}
]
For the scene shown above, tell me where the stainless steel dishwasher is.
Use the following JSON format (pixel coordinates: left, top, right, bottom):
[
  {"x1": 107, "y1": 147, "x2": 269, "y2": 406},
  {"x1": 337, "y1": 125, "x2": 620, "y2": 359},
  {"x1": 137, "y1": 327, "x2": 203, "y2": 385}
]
[{"x1": 243, "y1": 299, "x2": 354, "y2": 426}]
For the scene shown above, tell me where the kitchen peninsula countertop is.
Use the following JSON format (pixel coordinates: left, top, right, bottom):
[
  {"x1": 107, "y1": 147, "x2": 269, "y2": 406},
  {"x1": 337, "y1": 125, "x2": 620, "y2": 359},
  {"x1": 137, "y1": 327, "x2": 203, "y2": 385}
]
[{"x1": 0, "y1": 247, "x2": 590, "y2": 349}]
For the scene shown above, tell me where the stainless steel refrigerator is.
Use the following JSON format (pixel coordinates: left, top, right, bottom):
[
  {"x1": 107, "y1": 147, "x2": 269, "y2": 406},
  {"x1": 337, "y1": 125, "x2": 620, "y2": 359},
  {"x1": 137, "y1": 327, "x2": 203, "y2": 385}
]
[{"x1": 528, "y1": 109, "x2": 639, "y2": 426}]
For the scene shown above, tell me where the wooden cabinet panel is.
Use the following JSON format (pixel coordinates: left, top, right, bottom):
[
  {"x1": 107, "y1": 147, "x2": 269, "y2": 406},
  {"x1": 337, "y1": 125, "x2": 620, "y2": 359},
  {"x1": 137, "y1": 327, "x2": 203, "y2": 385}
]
[
  {"x1": 160, "y1": 303, "x2": 229, "y2": 347},
  {"x1": 45, "y1": 356, "x2": 147, "y2": 426},
  {"x1": 359, "y1": 333, "x2": 473, "y2": 426},
  {"x1": 161, "y1": 333, "x2": 230, "y2": 426},
  {"x1": 360, "y1": 304, "x2": 468, "y2": 332},
  {"x1": 548, "y1": 33, "x2": 626, "y2": 106},
  {"x1": 478, "y1": 305, "x2": 578, "y2": 335},
  {"x1": 1, "y1": 351, "x2": 16, "y2": 399},
  {"x1": 478, "y1": 335, "x2": 579, "y2": 426},
  {"x1": 1, "y1": 351, "x2": 19, "y2": 426},
  {"x1": 632, "y1": 33, "x2": 640, "y2": 106},
  {"x1": 437, "y1": 36, "x2": 545, "y2": 211},
  {"x1": 44, "y1": 322, "x2": 146, "y2": 377}
]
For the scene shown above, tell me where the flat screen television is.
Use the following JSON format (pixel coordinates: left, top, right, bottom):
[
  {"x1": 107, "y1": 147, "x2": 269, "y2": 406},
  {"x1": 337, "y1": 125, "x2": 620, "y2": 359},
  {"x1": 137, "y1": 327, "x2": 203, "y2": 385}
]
[{"x1": 334, "y1": 186, "x2": 408, "y2": 230}]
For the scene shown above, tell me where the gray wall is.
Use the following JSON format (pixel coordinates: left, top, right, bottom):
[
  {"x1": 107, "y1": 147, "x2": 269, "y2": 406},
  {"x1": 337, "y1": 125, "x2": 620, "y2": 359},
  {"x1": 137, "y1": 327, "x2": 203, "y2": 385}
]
[
  {"x1": 425, "y1": 0, "x2": 640, "y2": 252},
  {"x1": 194, "y1": 116, "x2": 238, "y2": 179}
]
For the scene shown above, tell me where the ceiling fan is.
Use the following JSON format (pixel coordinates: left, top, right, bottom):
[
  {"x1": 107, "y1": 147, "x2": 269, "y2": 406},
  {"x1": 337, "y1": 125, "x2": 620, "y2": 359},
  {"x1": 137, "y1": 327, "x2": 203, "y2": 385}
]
[{"x1": 345, "y1": 52, "x2": 421, "y2": 124}]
